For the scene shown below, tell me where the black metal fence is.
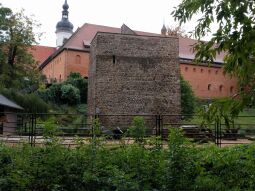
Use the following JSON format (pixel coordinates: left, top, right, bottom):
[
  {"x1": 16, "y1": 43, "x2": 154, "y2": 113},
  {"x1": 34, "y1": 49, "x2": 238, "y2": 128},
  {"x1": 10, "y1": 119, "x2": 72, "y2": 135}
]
[{"x1": 0, "y1": 112, "x2": 255, "y2": 147}]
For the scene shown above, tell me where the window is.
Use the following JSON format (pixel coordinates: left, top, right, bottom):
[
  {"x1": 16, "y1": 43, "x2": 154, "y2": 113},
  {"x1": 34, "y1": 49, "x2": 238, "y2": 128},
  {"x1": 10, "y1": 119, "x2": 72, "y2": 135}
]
[
  {"x1": 185, "y1": 67, "x2": 188, "y2": 71},
  {"x1": 75, "y1": 55, "x2": 81, "y2": 64},
  {"x1": 215, "y1": 70, "x2": 218, "y2": 74},
  {"x1": 208, "y1": 84, "x2": 211, "y2": 91},
  {"x1": 193, "y1": 68, "x2": 196, "y2": 72},
  {"x1": 112, "y1": 55, "x2": 116, "y2": 64},
  {"x1": 208, "y1": 69, "x2": 211, "y2": 74},
  {"x1": 230, "y1": 86, "x2": 234, "y2": 93},
  {"x1": 63, "y1": 38, "x2": 68, "y2": 44},
  {"x1": 59, "y1": 74, "x2": 62, "y2": 82},
  {"x1": 219, "y1": 85, "x2": 223, "y2": 92},
  {"x1": 201, "y1": 68, "x2": 204, "y2": 73}
]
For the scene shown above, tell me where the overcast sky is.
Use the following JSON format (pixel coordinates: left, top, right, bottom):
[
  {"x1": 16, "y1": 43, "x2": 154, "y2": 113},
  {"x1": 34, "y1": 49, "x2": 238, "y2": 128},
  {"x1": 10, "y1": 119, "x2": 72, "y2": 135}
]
[{"x1": 1, "y1": 0, "x2": 196, "y2": 47}]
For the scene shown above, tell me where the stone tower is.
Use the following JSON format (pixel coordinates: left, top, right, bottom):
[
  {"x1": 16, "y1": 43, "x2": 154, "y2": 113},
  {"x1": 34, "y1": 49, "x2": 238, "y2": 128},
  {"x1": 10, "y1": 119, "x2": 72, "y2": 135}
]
[
  {"x1": 88, "y1": 32, "x2": 180, "y2": 130},
  {"x1": 56, "y1": 0, "x2": 74, "y2": 47}
]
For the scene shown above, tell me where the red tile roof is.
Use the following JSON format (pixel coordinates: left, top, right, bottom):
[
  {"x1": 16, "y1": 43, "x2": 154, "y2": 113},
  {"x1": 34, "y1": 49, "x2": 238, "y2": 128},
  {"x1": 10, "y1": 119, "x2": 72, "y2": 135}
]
[
  {"x1": 29, "y1": 45, "x2": 56, "y2": 64},
  {"x1": 179, "y1": 37, "x2": 225, "y2": 63},
  {"x1": 62, "y1": 23, "x2": 161, "y2": 50},
  {"x1": 62, "y1": 23, "x2": 225, "y2": 63},
  {"x1": 39, "y1": 23, "x2": 225, "y2": 70}
]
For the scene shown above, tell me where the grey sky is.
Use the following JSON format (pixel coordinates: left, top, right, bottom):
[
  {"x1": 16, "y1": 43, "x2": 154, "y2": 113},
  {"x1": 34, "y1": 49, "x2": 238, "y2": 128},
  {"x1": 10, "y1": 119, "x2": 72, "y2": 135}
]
[{"x1": 1, "y1": 0, "x2": 196, "y2": 47}]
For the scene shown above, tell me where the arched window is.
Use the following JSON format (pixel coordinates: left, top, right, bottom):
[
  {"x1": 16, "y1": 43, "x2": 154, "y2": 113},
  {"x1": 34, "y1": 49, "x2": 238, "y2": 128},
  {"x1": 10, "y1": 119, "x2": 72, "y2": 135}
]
[
  {"x1": 193, "y1": 68, "x2": 196, "y2": 72},
  {"x1": 208, "y1": 84, "x2": 211, "y2": 91},
  {"x1": 201, "y1": 68, "x2": 204, "y2": 73},
  {"x1": 208, "y1": 69, "x2": 211, "y2": 74},
  {"x1": 59, "y1": 74, "x2": 62, "y2": 82},
  {"x1": 75, "y1": 55, "x2": 81, "y2": 64},
  {"x1": 219, "y1": 85, "x2": 223, "y2": 92},
  {"x1": 230, "y1": 86, "x2": 234, "y2": 93},
  {"x1": 185, "y1": 67, "x2": 188, "y2": 71}
]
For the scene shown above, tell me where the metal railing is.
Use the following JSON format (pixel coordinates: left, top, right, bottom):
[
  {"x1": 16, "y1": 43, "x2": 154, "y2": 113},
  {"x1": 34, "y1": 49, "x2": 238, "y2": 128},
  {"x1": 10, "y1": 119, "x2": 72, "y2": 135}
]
[{"x1": 0, "y1": 112, "x2": 254, "y2": 147}]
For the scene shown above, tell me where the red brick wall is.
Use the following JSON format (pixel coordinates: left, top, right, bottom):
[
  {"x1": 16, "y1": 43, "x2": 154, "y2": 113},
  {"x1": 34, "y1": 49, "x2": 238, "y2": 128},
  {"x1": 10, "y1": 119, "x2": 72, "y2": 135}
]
[
  {"x1": 41, "y1": 50, "x2": 89, "y2": 82},
  {"x1": 180, "y1": 63, "x2": 238, "y2": 98},
  {"x1": 42, "y1": 51, "x2": 66, "y2": 82},
  {"x1": 65, "y1": 50, "x2": 89, "y2": 78}
]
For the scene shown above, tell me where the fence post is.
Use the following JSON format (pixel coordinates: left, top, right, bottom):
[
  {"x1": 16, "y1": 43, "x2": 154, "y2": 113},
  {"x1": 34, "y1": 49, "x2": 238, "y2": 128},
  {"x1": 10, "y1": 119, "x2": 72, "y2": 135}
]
[
  {"x1": 215, "y1": 120, "x2": 221, "y2": 147},
  {"x1": 29, "y1": 113, "x2": 36, "y2": 147},
  {"x1": 155, "y1": 115, "x2": 163, "y2": 138}
]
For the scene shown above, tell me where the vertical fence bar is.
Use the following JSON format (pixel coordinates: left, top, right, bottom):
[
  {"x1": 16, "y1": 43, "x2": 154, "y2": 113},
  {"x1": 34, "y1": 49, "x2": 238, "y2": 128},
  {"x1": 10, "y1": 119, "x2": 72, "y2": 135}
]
[
  {"x1": 28, "y1": 114, "x2": 32, "y2": 145},
  {"x1": 33, "y1": 113, "x2": 37, "y2": 146},
  {"x1": 29, "y1": 113, "x2": 36, "y2": 147},
  {"x1": 155, "y1": 115, "x2": 159, "y2": 136},
  {"x1": 215, "y1": 120, "x2": 221, "y2": 147}
]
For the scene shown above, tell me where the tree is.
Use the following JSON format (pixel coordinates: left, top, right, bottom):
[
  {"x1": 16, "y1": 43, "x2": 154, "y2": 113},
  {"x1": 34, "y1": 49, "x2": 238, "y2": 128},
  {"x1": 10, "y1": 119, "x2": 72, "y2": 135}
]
[
  {"x1": 180, "y1": 76, "x2": 196, "y2": 118},
  {"x1": 65, "y1": 72, "x2": 88, "y2": 103},
  {"x1": 172, "y1": 0, "x2": 255, "y2": 112},
  {"x1": 0, "y1": 4, "x2": 41, "y2": 90},
  {"x1": 167, "y1": 26, "x2": 189, "y2": 37}
]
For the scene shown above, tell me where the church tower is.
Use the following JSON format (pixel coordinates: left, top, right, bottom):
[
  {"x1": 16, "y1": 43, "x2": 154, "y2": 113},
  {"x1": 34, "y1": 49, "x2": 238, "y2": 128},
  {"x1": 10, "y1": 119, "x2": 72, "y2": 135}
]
[{"x1": 56, "y1": 0, "x2": 74, "y2": 47}]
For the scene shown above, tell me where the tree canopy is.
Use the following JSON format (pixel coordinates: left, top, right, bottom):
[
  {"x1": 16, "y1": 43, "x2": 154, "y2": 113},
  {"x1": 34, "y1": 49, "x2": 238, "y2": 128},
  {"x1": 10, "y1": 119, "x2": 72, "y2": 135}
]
[
  {"x1": 0, "y1": 4, "x2": 41, "y2": 90},
  {"x1": 173, "y1": 0, "x2": 255, "y2": 110}
]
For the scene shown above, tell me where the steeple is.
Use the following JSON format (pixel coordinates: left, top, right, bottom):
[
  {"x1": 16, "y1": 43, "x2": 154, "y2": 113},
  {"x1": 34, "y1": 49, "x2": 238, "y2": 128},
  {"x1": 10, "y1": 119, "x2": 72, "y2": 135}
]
[
  {"x1": 161, "y1": 24, "x2": 167, "y2": 36},
  {"x1": 56, "y1": 0, "x2": 74, "y2": 47}
]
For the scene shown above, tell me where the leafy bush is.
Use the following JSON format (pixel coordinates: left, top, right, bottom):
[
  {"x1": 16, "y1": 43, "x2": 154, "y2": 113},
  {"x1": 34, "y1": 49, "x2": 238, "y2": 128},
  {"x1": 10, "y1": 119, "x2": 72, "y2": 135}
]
[
  {"x1": 0, "y1": 88, "x2": 48, "y2": 113},
  {"x1": 38, "y1": 72, "x2": 87, "y2": 105},
  {"x1": 60, "y1": 84, "x2": 80, "y2": 105},
  {"x1": 128, "y1": 116, "x2": 146, "y2": 144},
  {"x1": 65, "y1": 72, "x2": 88, "y2": 103},
  {"x1": 181, "y1": 76, "x2": 196, "y2": 119},
  {"x1": 2, "y1": 130, "x2": 255, "y2": 190}
]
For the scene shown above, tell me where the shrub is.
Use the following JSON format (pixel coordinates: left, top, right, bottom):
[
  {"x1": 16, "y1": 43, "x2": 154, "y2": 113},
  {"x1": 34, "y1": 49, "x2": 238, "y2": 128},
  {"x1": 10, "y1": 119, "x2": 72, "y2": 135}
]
[
  {"x1": 65, "y1": 72, "x2": 88, "y2": 103},
  {"x1": 38, "y1": 72, "x2": 87, "y2": 105},
  {"x1": 60, "y1": 84, "x2": 80, "y2": 105},
  {"x1": 181, "y1": 76, "x2": 196, "y2": 119},
  {"x1": 0, "y1": 88, "x2": 48, "y2": 113},
  {"x1": 128, "y1": 116, "x2": 146, "y2": 144}
]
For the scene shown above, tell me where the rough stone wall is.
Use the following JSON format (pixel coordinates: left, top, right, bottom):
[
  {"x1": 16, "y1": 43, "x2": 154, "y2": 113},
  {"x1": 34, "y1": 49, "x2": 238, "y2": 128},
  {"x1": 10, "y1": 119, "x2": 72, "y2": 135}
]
[{"x1": 88, "y1": 32, "x2": 180, "y2": 130}]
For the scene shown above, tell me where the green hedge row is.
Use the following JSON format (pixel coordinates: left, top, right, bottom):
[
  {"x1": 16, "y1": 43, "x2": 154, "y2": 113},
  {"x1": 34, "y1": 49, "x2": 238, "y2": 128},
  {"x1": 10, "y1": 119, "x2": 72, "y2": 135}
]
[{"x1": 0, "y1": 129, "x2": 255, "y2": 191}]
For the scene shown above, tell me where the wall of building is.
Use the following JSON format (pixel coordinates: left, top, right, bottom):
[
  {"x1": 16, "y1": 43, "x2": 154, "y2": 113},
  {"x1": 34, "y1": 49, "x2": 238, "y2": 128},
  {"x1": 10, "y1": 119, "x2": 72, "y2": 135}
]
[
  {"x1": 180, "y1": 63, "x2": 238, "y2": 98},
  {"x1": 42, "y1": 50, "x2": 89, "y2": 82},
  {"x1": 88, "y1": 33, "x2": 180, "y2": 129},
  {"x1": 65, "y1": 50, "x2": 89, "y2": 78},
  {"x1": 3, "y1": 108, "x2": 18, "y2": 135},
  {"x1": 42, "y1": 51, "x2": 66, "y2": 82}
]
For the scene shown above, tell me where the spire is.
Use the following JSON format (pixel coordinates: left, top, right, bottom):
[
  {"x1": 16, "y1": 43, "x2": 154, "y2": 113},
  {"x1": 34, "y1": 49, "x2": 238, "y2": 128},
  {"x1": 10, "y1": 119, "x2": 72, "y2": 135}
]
[
  {"x1": 56, "y1": 0, "x2": 73, "y2": 33},
  {"x1": 56, "y1": 0, "x2": 74, "y2": 47},
  {"x1": 62, "y1": 0, "x2": 69, "y2": 19},
  {"x1": 161, "y1": 18, "x2": 167, "y2": 35},
  {"x1": 161, "y1": 24, "x2": 167, "y2": 35}
]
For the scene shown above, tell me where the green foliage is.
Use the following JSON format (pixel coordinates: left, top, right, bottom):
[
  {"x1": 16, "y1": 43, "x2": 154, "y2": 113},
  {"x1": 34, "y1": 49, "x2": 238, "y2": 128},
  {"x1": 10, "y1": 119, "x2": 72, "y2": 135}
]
[
  {"x1": 181, "y1": 76, "x2": 196, "y2": 118},
  {"x1": 91, "y1": 118, "x2": 102, "y2": 137},
  {"x1": 128, "y1": 116, "x2": 146, "y2": 144},
  {"x1": 38, "y1": 72, "x2": 87, "y2": 105},
  {"x1": 0, "y1": 88, "x2": 48, "y2": 113},
  {"x1": 65, "y1": 72, "x2": 88, "y2": 103},
  {"x1": 45, "y1": 83, "x2": 62, "y2": 104},
  {"x1": 42, "y1": 117, "x2": 61, "y2": 145},
  {"x1": 61, "y1": 84, "x2": 80, "y2": 105},
  {"x1": 172, "y1": 0, "x2": 255, "y2": 111},
  {"x1": 2, "y1": 130, "x2": 255, "y2": 190},
  {"x1": 0, "y1": 5, "x2": 41, "y2": 90},
  {"x1": 164, "y1": 128, "x2": 198, "y2": 190},
  {"x1": 200, "y1": 97, "x2": 243, "y2": 129}
]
